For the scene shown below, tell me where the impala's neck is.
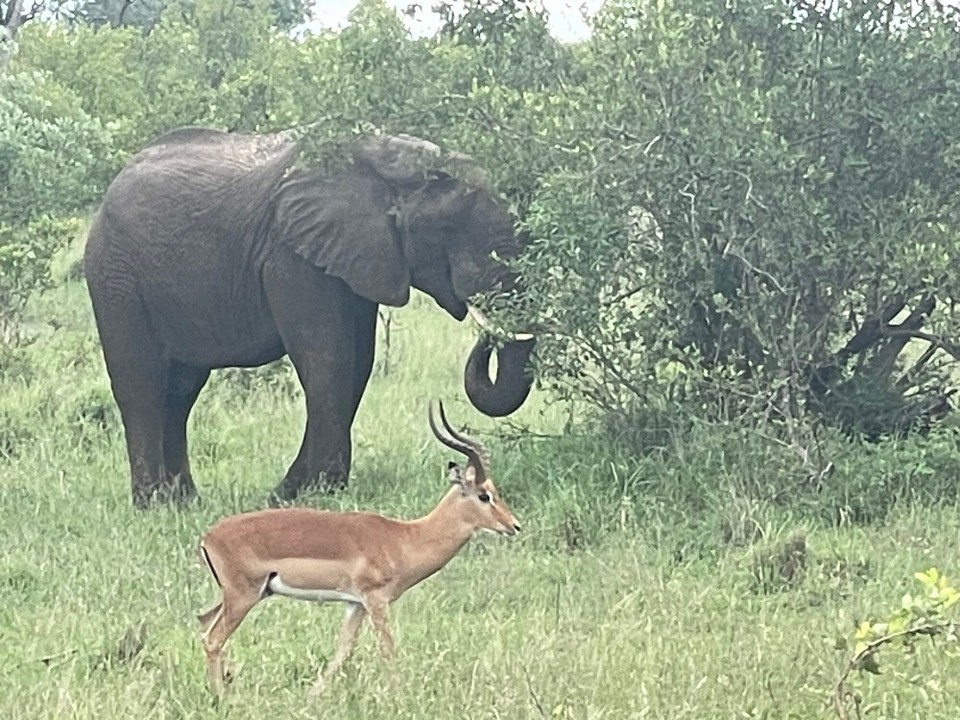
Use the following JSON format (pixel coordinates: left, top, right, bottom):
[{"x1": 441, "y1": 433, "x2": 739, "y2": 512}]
[{"x1": 401, "y1": 488, "x2": 476, "y2": 590}]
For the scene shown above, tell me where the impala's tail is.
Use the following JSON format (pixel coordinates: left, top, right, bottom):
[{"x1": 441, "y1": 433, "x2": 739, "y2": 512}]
[
  {"x1": 197, "y1": 542, "x2": 224, "y2": 633},
  {"x1": 198, "y1": 542, "x2": 222, "y2": 587}
]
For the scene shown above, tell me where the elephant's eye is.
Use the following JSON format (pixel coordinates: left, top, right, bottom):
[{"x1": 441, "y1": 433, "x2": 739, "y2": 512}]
[{"x1": 478, "y1": 492, "x2": 491, "y2": 503}]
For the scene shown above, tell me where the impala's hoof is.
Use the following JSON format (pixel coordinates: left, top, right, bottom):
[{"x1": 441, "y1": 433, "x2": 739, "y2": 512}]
[{"x1": 307, "y1": 678, "x2": 326, "y2": 699}]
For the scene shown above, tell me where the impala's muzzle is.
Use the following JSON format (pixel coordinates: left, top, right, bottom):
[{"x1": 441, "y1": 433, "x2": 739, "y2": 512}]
[{"x1": 498, "y1": 511, "x2": 521, "y2": 537}]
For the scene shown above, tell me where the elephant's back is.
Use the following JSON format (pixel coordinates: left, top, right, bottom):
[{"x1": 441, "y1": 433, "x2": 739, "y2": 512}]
[
  {"x1": 85, "y1": 128, "x2": 296, "y2": 366},
  {"x1": 88, "y1": 126, "x2": 300, "y2": 277},
  {"x1": 101, "y1": 130, "x2": 297, "y2": 240}
]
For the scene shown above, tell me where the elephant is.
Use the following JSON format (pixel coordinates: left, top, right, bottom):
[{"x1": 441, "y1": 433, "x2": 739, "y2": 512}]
[{"x1": 83, "y1": 126, "x2": 536, "y2": 508}]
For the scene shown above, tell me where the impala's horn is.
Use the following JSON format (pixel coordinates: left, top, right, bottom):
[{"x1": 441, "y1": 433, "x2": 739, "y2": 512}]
[{"x1": 427, "y1": 400, "x2": 487, "y2": 482}]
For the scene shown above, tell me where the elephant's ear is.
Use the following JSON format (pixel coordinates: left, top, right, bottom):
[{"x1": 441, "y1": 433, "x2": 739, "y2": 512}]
[{"x1": 273, "y1": 167, "x2": 411, "y2": 307}]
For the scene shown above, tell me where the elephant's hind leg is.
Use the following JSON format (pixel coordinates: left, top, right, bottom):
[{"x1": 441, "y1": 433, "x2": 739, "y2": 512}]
[
  {"x1": 87, "y1": 290, "x2": 170, "y2": 509},
  {"x1": 163, "y1": 361, "x2": 211, "y2": 504}
]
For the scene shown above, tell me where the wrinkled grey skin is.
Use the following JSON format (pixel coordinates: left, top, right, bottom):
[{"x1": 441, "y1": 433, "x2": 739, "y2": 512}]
[{"x1": 84, "y1": 127, "x2": 535, "y2": 508}]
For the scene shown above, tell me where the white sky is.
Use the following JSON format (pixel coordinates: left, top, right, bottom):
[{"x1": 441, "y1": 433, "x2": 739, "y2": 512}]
[{"x1": 305, "y1": 1, "x2": 607, "y2": 42}]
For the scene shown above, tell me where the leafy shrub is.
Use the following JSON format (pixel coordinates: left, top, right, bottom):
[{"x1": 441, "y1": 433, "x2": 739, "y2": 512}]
[
  {"x1": 0, "y1": 71, "x2": 118, "y2": 224},
  {"x1": 833, "y1": 568, "x2": 960, "y2": 719},
  {"x1": 486, "y1": 0, "x2": 960, "y2": 442},
  {"x1": 820, "y1": 427, "x2": 960, "y2": 526},
  {"x1": 0, "y1": 216, "x2": 84, "y2": 341}
]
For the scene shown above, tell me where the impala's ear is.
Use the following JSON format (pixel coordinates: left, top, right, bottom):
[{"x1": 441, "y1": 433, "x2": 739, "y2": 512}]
[
  {"x1": 447, "y1": 461, "x2": 464, "y2": 488},
  {"x1": 447, "y1": 461, "x2": 477, "y2": 494}
]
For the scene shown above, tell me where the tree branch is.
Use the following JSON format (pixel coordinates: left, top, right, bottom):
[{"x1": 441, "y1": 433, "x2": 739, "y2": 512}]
[
  {"x1": 882, "y1": 328, "x2": 960, "y2": 363},
  {"x1": 1, "y1": 0, "x2": 44, "y2": 43},
  {"x1": 23, "y1": 0, "x2": 44, "y2": 22},
  {"x1": 723, "y1": 247, "x2": 787, "y2": 294},
  {"x1": 118, "y1": 0, "x2": 134, "y2": 26},
  {"x1": 599, "y1": 283, "x2": 649, "y2": 308},
  {"x1": 832, "y1": 622, "x2": 959, "y2": 720},
  {"x1": 868, "y1": 294, "x2": 935, "y2": 380},
  {"x1": 835, "y1": 293, "x2": 905, "y2": 365},
  {"x1": 2, "y1": 0, "x2": 24, "y2": 33}
]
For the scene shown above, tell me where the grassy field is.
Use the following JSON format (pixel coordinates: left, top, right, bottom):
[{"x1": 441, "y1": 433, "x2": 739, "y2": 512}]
[{"x1": 3, "y1": 256, "x2": 960, "y2": 719}]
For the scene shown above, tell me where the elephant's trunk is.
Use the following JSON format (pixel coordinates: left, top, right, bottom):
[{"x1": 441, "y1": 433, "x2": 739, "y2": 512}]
[{"x1": 463, "y1": 334, "x2": 536, "y2": 417}]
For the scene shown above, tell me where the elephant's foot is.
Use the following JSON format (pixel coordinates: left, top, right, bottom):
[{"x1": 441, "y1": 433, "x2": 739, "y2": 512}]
[
  {"x1": 132, "y1": 473, "x2": 200, "y2": 509},
  {"x1": 168, "y1": 472, "x2": 201, "y2": 507},
  {"x1": 267, "y1": 471, "x2": 347, "y2": 507}
]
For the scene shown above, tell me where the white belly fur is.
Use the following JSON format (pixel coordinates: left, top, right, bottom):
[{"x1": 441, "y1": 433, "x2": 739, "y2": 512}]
[{"x1": 267, "y1": 575, "x2": 362, "y2": 604}]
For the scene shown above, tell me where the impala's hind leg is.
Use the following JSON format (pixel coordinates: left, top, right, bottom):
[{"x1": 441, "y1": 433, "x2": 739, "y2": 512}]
[
  {"x1": 200, "y1": 588, "x2": 259, "y2": 696},
  {"x1": 197, "y1": 546, "x2": 225, "y2": 636},
  {"x1": 197, "y1": 543, "x2": 261, "y2": 695},
  {"x1": 197, "y1": 601, "x2": 223, "y2": 634}
]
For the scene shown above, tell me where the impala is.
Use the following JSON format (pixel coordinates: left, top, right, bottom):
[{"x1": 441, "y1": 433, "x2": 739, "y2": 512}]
[{"x1": 195, "y1": 400, "x2": 521, "y2": 696}]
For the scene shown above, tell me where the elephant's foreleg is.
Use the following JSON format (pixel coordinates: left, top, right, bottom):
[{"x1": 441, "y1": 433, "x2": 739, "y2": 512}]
[
  {"x1": 162, "y1": 362, "x2": 210, "y2": 504},
  {"x1": 269, "y1": 346, "x2": 355, "y2": 503},
  {"x1": 351, "y1": 301, "x2": 378, "y2": 421},
  {"x1": 263, "y1": 265, "x2": 359, "y2": 504}
]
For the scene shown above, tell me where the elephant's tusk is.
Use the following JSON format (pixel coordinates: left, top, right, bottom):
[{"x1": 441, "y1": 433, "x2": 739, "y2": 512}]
[{"x1": 467, "y1": 305, "x2": 535, "y2": 342}]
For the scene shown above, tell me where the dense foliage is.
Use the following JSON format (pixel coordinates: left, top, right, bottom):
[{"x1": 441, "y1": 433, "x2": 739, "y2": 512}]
[
  {"x1": 0, "y1": 71, "x2": 112, "y2": 334},
  {"x1": 3, "y1": 0, "x2": 960, "y2": 443}
]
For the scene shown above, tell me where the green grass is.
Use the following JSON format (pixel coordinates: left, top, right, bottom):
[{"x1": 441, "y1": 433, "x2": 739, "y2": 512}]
[{"x1": 3, "y1": 272, "x2": 960, "y2": 719}]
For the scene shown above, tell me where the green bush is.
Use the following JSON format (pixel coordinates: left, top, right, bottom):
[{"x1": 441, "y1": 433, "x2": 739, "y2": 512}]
[
  {"x1": 0, "y1": 216, "x2": 84, "y2": 340},
  {"x1": 488, "y1": 0, "x2": 960, "y2": 441},
  {"x1": 0, "y1": 72, "x2": 119, "y2": 225}
]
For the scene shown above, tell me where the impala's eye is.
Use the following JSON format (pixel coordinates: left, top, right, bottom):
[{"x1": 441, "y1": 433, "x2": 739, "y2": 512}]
[{"x1": 478, "y1": 492, "x2": 491, "y2": 503}]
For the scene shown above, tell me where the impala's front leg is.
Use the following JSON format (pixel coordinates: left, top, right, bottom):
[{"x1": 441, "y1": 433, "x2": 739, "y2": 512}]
[
  {"x1": 366, "y1": 596, "x2": 398, "y2": 687},
  {"x1": 309, "y1": 603, "x2": 367, "y2": 698}
]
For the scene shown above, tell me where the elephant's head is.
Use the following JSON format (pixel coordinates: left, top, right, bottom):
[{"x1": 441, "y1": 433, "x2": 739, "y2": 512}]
[
  {"x1": 273, "y1": 132, "x2": 536, "y2": 418},
  {"x1": 358, "y1": 133, "x2": 536, "y2": 417},
  {"x1": 391, "y1": 169, "x2": 536, "y2": 417}
]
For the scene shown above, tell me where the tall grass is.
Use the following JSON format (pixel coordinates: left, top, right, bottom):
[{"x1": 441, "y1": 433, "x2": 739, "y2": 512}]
[{"x1": 3, "y1": 257, "x2": 960, "y2": 718}]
